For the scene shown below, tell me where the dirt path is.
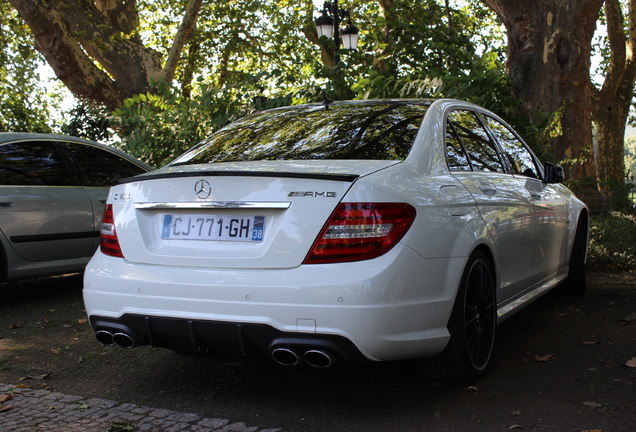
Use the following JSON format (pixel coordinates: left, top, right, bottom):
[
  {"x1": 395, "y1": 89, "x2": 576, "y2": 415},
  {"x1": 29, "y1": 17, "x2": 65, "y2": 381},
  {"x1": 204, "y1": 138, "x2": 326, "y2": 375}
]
[{"x1": 1, "y1": 273, "x2": 635, "y2": 431}]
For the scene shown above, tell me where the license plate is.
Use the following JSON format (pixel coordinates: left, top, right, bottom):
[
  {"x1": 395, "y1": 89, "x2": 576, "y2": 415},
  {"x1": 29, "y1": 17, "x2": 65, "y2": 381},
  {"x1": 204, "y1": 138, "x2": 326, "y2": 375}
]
[{"x1": 162, "y1": 214, "x2": 265, "y2": 242}]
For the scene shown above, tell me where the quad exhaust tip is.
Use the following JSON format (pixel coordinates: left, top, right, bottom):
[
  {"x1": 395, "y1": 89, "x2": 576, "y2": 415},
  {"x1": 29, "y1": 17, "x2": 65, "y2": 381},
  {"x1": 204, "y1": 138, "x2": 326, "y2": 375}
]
[
  {"x1": 271, "y1": 347, "x2": 335, "y2": 368},
  {"x1": 94, "y1": 330, "x2": 135, "y2": 348}
]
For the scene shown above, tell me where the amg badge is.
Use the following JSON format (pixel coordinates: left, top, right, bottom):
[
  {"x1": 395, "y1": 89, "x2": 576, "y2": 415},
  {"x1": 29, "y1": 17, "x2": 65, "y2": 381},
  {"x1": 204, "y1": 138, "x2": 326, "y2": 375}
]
[{"x1": 288, "y1": 191, "x2": 337, "y2": 198}]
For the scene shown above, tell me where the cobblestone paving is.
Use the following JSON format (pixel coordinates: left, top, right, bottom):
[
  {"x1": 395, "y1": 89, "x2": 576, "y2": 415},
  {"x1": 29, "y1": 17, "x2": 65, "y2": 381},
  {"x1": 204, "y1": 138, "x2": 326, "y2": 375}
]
[{"x1": 0, "y1": 384, "x2": 280, "y2": 432}]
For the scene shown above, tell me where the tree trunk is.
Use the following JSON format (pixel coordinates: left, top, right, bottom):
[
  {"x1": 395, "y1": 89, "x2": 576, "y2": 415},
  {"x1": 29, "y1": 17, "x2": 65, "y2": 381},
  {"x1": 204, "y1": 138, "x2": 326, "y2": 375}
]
[
  {"x1": 9, "y1": 0, "x2": 202, "y2": 109},
  {"x1": 592, "y1": 0, "x2": 636, "y2": 191},
  {"x1": 482, "y1": 0, "x2": 603, "y2": 182}
]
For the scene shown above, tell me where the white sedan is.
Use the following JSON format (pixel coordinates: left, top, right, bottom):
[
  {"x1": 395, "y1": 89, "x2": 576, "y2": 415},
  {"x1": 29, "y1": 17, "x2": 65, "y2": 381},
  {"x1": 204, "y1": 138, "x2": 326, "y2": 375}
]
[{"x1": 83, "y1": 99, "x2": 588, "y2": 381}]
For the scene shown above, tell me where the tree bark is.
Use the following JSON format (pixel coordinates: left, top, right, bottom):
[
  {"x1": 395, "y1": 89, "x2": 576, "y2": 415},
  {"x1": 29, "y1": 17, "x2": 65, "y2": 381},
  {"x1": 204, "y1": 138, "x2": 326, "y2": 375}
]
[
  {"x1": 9, "y1": 0, "x2": 201, "y2": 109},
  {"x1": 482, "y1": 0, "x2": 603, "y2": 182},
  {"x1": 592, "y1": 0, "x2": 636, "y2": 190}
]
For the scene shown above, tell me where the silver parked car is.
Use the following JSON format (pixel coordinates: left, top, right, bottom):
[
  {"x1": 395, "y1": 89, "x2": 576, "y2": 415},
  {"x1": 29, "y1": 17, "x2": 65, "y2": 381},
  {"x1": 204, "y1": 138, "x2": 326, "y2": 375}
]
[{"x1": 0, "y1": 133, "x2": 151, "y2": 282}]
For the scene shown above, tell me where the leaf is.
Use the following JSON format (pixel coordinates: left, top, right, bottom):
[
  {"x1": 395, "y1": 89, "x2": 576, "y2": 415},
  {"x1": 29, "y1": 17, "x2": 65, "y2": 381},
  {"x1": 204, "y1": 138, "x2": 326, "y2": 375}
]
[
  {"x1": 0, "y1": 405, "x2": 13, "y2": 412},
  {"x1": 535, "y1": 354, "x2": 556, "y2": 362},
  {"x1": 78, "y1": 404, "x2": 90, "y2": 410},
  {"x1": 77, "y1": 318, "x2": 88, "y2": 325},
  {"x1": 508, "y1": 425, "x2": 523, "y2": 430},
  {"x1": 583, "y1": 341, "x2": 600, "y2": 345},
  {"x1": 509, "y1": 410, "x2": 522, "y2": 417},
  {"x1": 465, "y1": 385, "x2": 479, "y2": 392},
  {"x1": 20, "y1": 373, "x2": 51, "y2": 381},
  {"x1": 0, "y1": 394, "x2": 13, "y2": 403},
  {"x1": 621, "y1": 312, "x2": 636, "y2": 323},
  {"x1": 51, "y1": 349, "x2": 61, "y2": 355},
  {"x1": 583, "y1": 401, "x2": 603, "y2": 408},
  {"x1": 625, "y1": 357, "x2": 636, "y2": 368}
]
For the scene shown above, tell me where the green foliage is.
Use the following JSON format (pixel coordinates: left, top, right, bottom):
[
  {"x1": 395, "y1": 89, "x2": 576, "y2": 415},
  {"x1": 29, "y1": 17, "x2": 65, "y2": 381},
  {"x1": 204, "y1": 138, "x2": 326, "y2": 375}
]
[
  {"x1": 0, "y1": 2, "x2": 55, "y2": 133},
  {"x1": 587, "y1": 212, "x2": 636, "y2": 271},
  {"x1": 103, "y1": 0, "x2": 517, "y2": 167},
  {"x1": 4, "y1": 0, "x2": 516, "y2": 160},
  {"x1": 61, "y1": 102, "x2": 112, "y2": 142},
  {"x1": 626, "y1": 136, "x2": 636, "y2": 183},
  {"x1": 111, "y1": 78, "x2": 295, "y2": 167},
  {"x1": 346, "y1": 0, "x2": 512, "y2": 113}
]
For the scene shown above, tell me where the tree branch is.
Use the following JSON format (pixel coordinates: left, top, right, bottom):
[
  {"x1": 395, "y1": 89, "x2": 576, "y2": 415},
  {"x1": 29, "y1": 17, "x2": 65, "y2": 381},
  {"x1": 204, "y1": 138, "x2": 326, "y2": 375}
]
[
  {"x1": 9, "y1": 0, "x2": 123, "y2": 107},
  {"x1": 161, "y1": 0, "x2": 203, "y2": 84}
]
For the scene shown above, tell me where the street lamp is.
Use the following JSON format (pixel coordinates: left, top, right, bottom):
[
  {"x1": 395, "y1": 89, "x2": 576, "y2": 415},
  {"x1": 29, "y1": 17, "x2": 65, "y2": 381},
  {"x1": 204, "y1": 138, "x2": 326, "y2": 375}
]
[{"x1": 315, "y1": 1, "x2": 359, "y2": 61}]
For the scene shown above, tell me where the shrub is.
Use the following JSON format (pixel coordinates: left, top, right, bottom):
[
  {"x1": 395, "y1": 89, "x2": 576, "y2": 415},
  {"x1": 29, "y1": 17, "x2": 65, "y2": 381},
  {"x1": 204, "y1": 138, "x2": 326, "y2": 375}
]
[{"x1": 587, "y1": 212, "x2": 636, "y2": 272}]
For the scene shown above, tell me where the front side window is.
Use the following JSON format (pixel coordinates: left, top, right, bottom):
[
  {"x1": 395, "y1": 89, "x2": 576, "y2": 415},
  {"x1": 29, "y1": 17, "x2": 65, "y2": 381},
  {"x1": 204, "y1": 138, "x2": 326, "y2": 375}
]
[
  {"x1": 62, "y1": 142, "x2": 146, "y2": 187},
  {"x1": 483, "y1": 116, "x2": 540, "y2": 179},
  {"x1": 447, "y1": 110, "x2": 504, "y2": 173},
  {"x1": 170, "y1": 102, "x2": 429, "y2": 165},
  {"x1": 0, "y1": 141, "x2": 74, "y2": 186}
]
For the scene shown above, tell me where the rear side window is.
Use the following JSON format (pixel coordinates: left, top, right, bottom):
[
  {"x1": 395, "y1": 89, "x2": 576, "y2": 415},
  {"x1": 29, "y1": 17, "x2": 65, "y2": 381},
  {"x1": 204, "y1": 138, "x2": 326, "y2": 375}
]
[
  {"x1": 171, "y1": 102, "x2": 429, "y2": 165},
  {"x1": 0, "y1": 141, "x2": 74, "y2": 186},
  {"x1": 483, "y1": 116, "x2": 540, "y2": 179},
  {"x1": 447, "y1": 110, "x2": 504, "y2": 173},
  {"x1": 445, "y1": 120, "x2": 471, "y2": 171},
  {"x1": 62, "y1": 142, "x2": 146, "y2": 187}
]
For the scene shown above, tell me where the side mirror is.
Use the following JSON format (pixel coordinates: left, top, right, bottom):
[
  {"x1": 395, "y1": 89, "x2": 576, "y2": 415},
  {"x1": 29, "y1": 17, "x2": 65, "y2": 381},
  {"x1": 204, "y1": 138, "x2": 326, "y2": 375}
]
[{"x1": 544, "y1": 162, "x2": 565, "y2": 184}]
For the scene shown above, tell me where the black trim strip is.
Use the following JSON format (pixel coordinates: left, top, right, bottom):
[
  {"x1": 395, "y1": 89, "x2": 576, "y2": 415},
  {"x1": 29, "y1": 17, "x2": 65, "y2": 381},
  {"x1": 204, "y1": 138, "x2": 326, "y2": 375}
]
[
  {"x1": 118, "y1": 170, "x2": 360, "y2": 185},
  {"x1": 11, "y1": 231, "x2": 99, "y2": 243}
]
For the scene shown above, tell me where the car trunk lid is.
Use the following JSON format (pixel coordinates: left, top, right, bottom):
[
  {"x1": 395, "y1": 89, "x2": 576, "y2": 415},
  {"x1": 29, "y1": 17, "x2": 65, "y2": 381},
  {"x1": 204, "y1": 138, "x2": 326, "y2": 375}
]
[{"x1": 109, "y1": 160, "x2": 400, "y2": 269}]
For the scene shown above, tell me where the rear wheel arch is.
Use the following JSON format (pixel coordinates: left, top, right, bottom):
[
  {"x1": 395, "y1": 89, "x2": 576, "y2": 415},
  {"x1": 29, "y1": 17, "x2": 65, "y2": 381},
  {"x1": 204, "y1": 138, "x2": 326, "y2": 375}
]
[
  {"x1": 577, "y1": 209, "x2": 589, "y2": 247},
  {"x1": 420, "y1": 246, "x2": 498, "y2": 381},
  {"x1": 560, "y1": 209, "x2": 589, "y2": 295}
]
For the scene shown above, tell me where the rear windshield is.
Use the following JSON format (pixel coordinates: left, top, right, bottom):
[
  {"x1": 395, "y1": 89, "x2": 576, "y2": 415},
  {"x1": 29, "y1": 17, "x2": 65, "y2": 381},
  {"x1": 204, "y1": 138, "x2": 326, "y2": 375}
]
[{"x1": 170, "y1": 101, "x2": 429, "y2": 165}]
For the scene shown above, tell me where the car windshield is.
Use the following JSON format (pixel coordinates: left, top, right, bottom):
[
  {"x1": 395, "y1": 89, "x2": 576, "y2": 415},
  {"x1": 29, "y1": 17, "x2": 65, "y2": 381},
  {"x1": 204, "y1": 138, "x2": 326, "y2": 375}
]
[{"x1": 170, "y1": 101, "x2": 429, "y2": 165}]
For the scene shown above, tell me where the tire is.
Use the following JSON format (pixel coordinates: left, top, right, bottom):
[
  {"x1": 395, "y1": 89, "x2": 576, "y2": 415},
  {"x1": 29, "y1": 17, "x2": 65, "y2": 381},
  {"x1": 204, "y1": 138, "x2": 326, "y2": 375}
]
[
  {"x1": 560, "y1": 218, "x2": 587, "y2": 295},
  {"x1": 420, "y1": 250, "x2": 497, "y2": 382}
]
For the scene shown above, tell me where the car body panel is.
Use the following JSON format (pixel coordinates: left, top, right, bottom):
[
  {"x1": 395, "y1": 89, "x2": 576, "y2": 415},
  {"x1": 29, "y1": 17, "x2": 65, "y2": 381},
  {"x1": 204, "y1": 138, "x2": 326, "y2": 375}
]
[
  {"x1": 116, "y1": 174, "x2": 352, "y2": 269},
  {"x1": 0, "y1": 185, "x2": 94, "y2": 261}
]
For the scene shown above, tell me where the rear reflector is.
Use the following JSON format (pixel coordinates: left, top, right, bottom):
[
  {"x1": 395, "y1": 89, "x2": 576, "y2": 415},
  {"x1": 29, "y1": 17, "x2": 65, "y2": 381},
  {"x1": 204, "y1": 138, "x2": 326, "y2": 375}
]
[
  {"x1": 303, "y1": 203, "x2": 416, "y2": 264},
  {"x1": 100, "y1": 204, "x2": 124, "y2": 258}
]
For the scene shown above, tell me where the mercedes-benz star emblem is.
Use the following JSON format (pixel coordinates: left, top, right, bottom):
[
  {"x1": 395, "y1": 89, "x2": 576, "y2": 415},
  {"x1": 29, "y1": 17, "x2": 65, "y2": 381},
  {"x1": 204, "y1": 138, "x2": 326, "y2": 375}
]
[{"x1": 194, "y1": 179, "x2": 211, "y2": 199}]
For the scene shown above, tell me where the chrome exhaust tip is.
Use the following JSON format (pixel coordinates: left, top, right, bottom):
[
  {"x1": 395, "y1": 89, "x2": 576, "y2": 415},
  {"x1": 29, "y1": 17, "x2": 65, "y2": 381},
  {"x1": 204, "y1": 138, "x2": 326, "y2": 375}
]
[
  {"x1": 112, "y1": 332, "x2": 135, "y2": 348},
  {"x1": 304, "y1": 349, "x2": 335, "y2": 368},
  {"x1": 95, "y1": 330, "x2": 114, "y2": 345},
  {"x1": 271, "y1": 347, "x2": 300, "y2": 366}
]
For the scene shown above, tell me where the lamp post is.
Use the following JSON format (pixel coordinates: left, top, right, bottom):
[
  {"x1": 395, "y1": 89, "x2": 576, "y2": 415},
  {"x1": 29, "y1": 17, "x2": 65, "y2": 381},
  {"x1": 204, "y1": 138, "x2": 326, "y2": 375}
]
[{"x1": 315, "y1": 1, "x2": 359, "y2": 65}]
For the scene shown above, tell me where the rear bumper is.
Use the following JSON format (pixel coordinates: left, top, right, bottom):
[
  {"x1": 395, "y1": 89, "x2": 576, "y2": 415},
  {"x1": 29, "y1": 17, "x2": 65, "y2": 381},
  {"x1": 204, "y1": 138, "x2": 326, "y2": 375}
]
[
  {"x1": 83, "y1": 245, "x2": 466, "y2": 362},
  {"x1": 89, "y1": 314, "x2": 367, "y2": 363}
]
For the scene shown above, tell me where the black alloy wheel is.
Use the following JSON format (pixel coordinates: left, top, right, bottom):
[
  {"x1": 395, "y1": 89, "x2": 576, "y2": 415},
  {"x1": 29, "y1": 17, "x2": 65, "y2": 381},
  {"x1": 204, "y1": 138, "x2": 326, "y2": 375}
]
[
  {"x1": 462, "y1": 253, "x2": 497, "y2": 372},
  {"x1": 419, "y1": 250, "x2": 496, "y2": 381}
]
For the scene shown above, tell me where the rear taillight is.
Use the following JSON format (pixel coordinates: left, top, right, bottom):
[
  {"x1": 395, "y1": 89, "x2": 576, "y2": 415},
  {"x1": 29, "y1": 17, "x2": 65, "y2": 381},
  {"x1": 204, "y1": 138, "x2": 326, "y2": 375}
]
[
  {"x1": 100, "y1": 204, "x2": 124, "y2": 258},
  {"x1": 303, "y1": 203, "x2": 416, "y2": 264}
]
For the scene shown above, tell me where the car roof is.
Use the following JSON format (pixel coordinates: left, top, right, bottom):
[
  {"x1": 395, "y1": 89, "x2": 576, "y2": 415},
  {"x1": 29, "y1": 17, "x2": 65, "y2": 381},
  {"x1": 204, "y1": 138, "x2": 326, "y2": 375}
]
[
  {"x1": 0, "y1": 132, "x2": 153, "y2": 170},
  {"x1": 0, "y1": 132, "x2": 106, "y2": 146},
  {"x1": 266, "y1": 98, "x2": 438, "y2": 111}
]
